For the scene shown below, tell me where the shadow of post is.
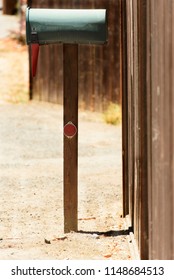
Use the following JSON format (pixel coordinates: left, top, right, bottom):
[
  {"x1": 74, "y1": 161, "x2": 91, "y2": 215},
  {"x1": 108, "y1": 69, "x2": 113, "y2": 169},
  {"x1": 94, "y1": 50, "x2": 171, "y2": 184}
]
[{"x1": 78, "y1": 228, "x2": 132, "y2": 237}]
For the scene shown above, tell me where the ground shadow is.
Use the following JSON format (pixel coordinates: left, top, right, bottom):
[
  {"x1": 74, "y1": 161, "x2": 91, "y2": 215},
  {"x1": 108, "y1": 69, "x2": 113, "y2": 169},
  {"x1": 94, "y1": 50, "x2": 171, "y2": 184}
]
[{"x1": 78, "y1": 228, "x2": 132, "y2": 237}]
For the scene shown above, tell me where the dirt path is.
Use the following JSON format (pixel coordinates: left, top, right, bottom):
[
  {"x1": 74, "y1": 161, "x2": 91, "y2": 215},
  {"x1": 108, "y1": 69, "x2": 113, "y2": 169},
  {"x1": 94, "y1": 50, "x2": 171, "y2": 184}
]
[
  {"x1": 0, "y1": 34, "x2": 133, "y2": 260},
  {"x1": 0, "y1": 12, "x2": 19, "y2": 39}
]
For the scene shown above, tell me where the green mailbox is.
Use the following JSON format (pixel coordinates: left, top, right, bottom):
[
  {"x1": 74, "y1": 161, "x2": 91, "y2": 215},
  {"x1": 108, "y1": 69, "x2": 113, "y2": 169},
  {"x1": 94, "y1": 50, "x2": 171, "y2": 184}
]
[
  {"x1": 26, "y1": 7, "x2": 108, "y2": 77},
  {"x1": 26, "y1": 8, "x2": 108, "y2": 45}
]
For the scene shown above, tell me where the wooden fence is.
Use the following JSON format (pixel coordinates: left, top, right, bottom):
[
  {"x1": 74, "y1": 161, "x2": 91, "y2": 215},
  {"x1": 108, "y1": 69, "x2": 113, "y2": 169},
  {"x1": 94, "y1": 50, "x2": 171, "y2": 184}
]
[
  {"x1": 122, "y1": 0, "x2": 174, "y2": 259},
  {"x1": 29, "y1": 0, "x2": 121, "y2": 112}
]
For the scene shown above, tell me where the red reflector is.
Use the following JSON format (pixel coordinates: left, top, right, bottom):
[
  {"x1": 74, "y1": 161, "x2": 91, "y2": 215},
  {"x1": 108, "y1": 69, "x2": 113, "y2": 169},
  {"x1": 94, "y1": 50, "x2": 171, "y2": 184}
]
[{"x1": 64, "y1": 122, "x2": 77, "y2": 139}]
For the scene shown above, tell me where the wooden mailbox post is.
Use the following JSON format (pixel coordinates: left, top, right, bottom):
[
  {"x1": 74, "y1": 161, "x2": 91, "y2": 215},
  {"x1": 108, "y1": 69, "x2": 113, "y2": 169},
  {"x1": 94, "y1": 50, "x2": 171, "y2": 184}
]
[
  {"x1": 26, "y1": 7, "x2": 108, "y2": 233},
  {"x1": 63, "y1": 44, "x2": 78, "y2": 232}
]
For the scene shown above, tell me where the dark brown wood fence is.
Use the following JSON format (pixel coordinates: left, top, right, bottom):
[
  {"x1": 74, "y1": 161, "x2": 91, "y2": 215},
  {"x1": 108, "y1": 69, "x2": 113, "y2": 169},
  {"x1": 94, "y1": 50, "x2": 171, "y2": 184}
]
[
  {"x1": 3, "y1": 0, "x2": 18, "y2": 14},
  {"x1": 122, "y1": 0, "x2": 174, "y2": 259},
  {"x1": 28, "y1": 0, "x2": 121, "y2": 112}
]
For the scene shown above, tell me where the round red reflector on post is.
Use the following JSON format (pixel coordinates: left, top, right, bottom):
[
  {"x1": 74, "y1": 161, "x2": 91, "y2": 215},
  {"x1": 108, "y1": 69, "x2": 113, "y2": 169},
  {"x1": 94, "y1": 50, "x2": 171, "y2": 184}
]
[{"x1": 64, "y1": 121, "x2": 77, "y2": 139}]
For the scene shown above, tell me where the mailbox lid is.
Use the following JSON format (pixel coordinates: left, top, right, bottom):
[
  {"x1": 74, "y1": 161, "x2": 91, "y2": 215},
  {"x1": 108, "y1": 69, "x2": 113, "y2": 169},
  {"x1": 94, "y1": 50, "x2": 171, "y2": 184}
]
[{"x1": 26, "y1": 8, "x2": 108, "y2": 45}]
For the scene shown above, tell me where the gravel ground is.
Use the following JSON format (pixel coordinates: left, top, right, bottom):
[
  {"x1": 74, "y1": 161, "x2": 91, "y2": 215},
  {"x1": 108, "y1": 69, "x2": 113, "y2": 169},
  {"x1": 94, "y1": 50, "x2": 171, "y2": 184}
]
[
  {"x1": 0, "y1": 102, "x2": 133, "y2": 260},
  {"x1": 0, "y1": 11, "x2": 19, "y2": 39}
]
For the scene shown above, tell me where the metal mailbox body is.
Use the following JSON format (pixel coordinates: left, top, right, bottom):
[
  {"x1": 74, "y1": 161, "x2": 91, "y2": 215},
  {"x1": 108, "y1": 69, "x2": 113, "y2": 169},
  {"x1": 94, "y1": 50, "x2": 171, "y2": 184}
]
[{"x1": 26, "y1": 8, "x2": 108, "y2": 45}]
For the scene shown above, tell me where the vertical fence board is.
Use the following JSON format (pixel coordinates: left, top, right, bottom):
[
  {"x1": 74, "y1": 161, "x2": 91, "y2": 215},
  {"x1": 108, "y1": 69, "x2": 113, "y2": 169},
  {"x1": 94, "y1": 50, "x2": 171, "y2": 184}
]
[
  {"x1": 163, "y1": 0, "x2": 173, "y2": 258},
  {"x1": 150, "y1": 0, "x2": 158, "y2": 259},
  {"x1": 172, "y1": 0, "x2": 174, "y2": 261},
  {"x1": 138, "y1": 0, "x2": 148, "y2": 260},
  {"x1": 149, "y1": 0, "x2": 174, "y2": 259},
  {"x1": 132, "y1": 0, "x2": 140, "y2": 246},
  {"x1": 121, "y1": 0, "x2": 129, "y2": 217},
  {"x1": 146, "y1": 0, "x2": 152, "y2": 260},
  {"x1": 126, "y1": 0, "x2": 134, "y2": 227}
]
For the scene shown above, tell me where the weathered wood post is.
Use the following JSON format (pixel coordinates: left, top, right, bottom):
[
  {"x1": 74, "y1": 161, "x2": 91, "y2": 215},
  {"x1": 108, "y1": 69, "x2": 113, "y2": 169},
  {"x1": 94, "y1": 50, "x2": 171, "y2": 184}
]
[{"x1": 63, "y1": 44, "x2": 78, "y2": 232}]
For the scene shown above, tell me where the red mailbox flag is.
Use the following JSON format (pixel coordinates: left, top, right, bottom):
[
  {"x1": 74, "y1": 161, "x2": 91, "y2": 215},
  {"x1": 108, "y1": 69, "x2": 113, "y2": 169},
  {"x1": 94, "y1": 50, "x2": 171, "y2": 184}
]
[{"x1": 31, "y1": 43, "x2": 39, "y2": 78}]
